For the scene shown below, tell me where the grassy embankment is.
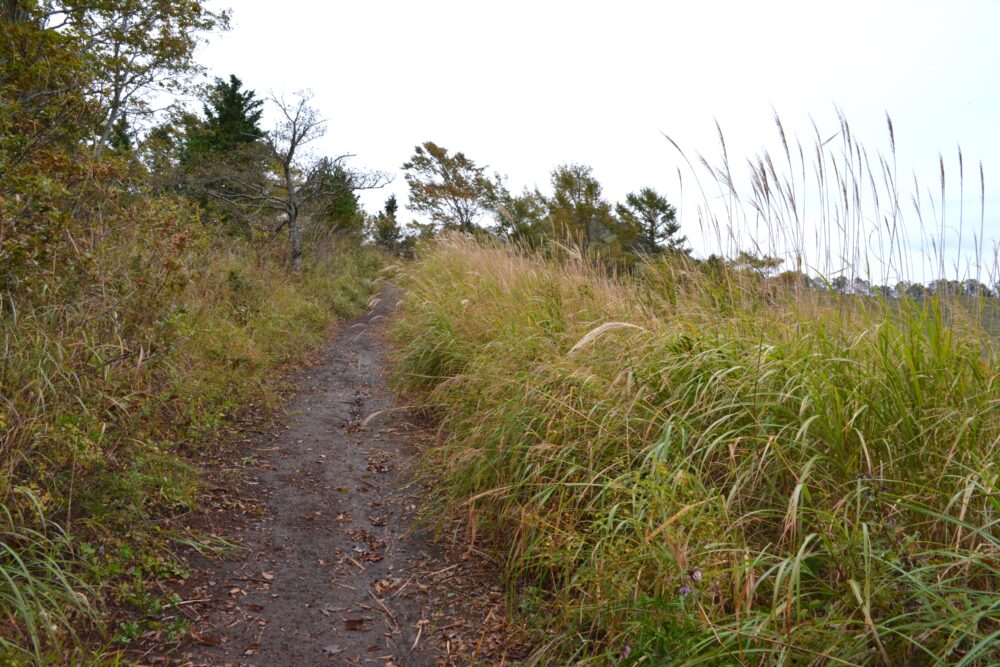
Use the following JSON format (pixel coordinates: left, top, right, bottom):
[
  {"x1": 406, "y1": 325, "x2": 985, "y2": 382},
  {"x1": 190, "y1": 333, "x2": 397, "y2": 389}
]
[
  {"x1": 392, "y1": 237, "x2": 998, "y2": 665},
  {"x1": 390, "y1": 116, "x2": 999, "y2": 665},
  {"x1": 1, "y1": 217, "x2": 380, "y2": 663}
]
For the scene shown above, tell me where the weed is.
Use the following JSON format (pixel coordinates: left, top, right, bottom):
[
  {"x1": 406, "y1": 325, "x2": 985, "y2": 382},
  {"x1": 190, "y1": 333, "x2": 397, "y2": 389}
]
[{"x1": 0, "y1": 489, "x2": 96, "y2": 663}]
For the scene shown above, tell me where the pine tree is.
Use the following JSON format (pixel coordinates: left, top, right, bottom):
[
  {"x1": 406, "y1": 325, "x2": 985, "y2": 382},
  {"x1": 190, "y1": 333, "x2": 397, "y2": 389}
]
[
  {"x1": 203, "y1": 74, "x2": 264, "y2": 150},
  {"x1": 372, "y1": 195, "x2": 402, "y2": 250},
  {"x1": 615, "y1": 187, "x2": 686, "y2": 254},
  {"x1": 184, "y1": 74, "x2": 263, "y2": 161},
  {"x1": 309, "y1": 157, "x2": 364, "y2": 236}
]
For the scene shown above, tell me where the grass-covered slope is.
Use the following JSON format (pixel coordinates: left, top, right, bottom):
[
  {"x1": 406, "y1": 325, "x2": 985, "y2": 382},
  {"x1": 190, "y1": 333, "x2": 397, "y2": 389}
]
[
  {"x1": 391, "y1": 237, "x2": 999, "y2": 665},
  {"x1": 0, "y1": 221, "x2": 380, "y2": 663}
]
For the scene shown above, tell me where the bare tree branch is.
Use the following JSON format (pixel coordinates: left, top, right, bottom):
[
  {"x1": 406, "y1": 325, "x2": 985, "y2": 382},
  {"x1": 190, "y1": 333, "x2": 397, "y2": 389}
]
[{"x1": 180, "y1": 91, "x2": 389, "y2": 271}]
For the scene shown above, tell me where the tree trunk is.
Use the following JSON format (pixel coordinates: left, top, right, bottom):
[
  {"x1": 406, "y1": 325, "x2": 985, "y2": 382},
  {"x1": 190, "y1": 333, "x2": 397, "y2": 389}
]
[
  {"x1": 283, "y1": 164, "x2": 302, "y2": 272},
  {"x1": 3, "y1": 0, "x2": 30, "y2": 23},
  {"x1": 288, "y1": 212, "x2": 302, "y2": 272},
  {"x1": 94, "y1": 45, "x2": 125, "y2": 155}
]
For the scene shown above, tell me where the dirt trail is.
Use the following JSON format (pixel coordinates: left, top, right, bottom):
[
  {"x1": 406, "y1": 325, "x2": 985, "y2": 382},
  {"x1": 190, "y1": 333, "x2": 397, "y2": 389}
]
[{"x1": 153, "y1": 286, "x2": 518, "y2": 666}]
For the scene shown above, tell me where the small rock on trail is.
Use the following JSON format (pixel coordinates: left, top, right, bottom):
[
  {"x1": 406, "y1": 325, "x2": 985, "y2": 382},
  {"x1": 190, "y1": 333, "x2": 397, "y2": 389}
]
[{"x1": 151, "y1": 286, "x2": 521, "y2": 666}]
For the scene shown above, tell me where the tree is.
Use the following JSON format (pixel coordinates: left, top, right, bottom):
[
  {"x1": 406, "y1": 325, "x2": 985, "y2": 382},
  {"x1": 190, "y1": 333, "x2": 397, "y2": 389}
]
[
  {"x1": 852, "y1": 276, "x2": 873, "y2": 296},
  {"x1": 961, "y1": 278, "x2": 992, "y2": 298},
  {"x1": 775, "y1": 270, "x2": 814, "y2": 289},
  {"x1": 190, "y1": 92, "x2": 388, "y2": 271},
  {"x1": 306, "y1": 157, "x2": 365, "y2": 238},
  {"x1": 165, "y1": 76, "x2": 267, "y2": 235},
  {"x1": 3, "y1": 0, "x2": 227, "y2": 148},
  {"x1": 402, "y1": 142, "x2": 490, "y2": 233},
  {"x1": 267, "y1": 93, "x2": 329, "y2": 270},
  {"x1": 108, "y1": 114, "x2": 133, "y2": 153},
  {"x1": 615, "y1": 187, "x2": 686, "y2": 254},
  {"x1": 733, "y1": 251, "x2": 782, "y2": 278},
  {"x1": 894, "y1": 280, "x2": 926, "y2": 299},
  {"x1": 483, "y1": 174, "x2": 547, "y2": 246},
  {"x1": 1, "y1": 2, "x2": 98, "y2": 290},
  {"x1": 370, "y1": 195, "x2": 402, "y2": 251},
  {"x1": 3, "y1": 0, "x2": 32, "y2": 22},
  {"x1": 926, "y1": 278, "x2": 965, "y2": 297},
  {"x1": 546, "y1": 164, "x2": 623, "y2": 250},
  {"x1": 1, "y1": 0, "x2": 228, "y2": 155},
  {"x1": 0, "y1": 0, "x2": 230, "y2": 288},
  {"x1": 384, "y1": 194, "x2": 399, "y2": 219},
  {"x1": 183, "y1": 74, "x2": 263, "y2": 161},
  {"x1": 1, "y1": 2, "x2": 94, "y2": 169},
  {"x1": 56, "y1": 0, "x2": 230, "y2": 150},
  {"x1": 871, "y1": 284, "x2": 893, "y2": 299}
]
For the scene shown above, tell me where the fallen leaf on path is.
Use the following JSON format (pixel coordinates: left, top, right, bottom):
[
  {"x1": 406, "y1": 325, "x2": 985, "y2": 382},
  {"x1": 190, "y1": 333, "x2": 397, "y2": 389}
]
[
  {"x1": 190, "y1": 631, "x2": 220, "y2": 646},
  {"x1": 320, "y1": 603, "x2": 347, "y2": 616}
]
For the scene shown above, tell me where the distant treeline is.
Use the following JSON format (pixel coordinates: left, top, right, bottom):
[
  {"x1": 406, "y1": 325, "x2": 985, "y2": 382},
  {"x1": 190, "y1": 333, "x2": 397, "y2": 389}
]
[
  {"x1": 383, "y1": 143, "x2": 1000, "y2": 301},
  {"x1": 373, "y1": 142, "x2": 686, "y2": 265}
]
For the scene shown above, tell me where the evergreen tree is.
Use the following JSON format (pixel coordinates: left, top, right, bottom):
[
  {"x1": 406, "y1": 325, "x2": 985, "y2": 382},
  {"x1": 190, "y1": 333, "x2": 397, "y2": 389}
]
[
  {"x1": 371, "y1": 195, "x2": 402, "y2": 250},
  {"x1": 202, "y1": 74, "x2": 264, "y2": 150},
  {"x1": 109, "y1": 115, "x2": 133, "y2": 153},
  {"x1": 385, "y1": 193, "x2": 399, "y2": 218},
  {"x1": 184, "y1": 74, "x2": 263, "y2": 162},
  {"x1": 615, "y1": 187, "x2": 686, "y2": 254},
  {"x1": 308, "y1": 157, "x2": 365, "y2": 236}
]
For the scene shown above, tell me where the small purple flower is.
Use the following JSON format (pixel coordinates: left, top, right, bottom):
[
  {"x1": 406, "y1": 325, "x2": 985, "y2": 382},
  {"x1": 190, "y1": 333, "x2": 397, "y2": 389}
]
[
  {"x1": 679, "y1": 585, "x2": 692, "y2": 596},
  {"x1": 621, "y1": 644, "x2": 632, "y2": 658},
  {"x1": 689, "y1": 568, "x2": 703, "y2": 583}
]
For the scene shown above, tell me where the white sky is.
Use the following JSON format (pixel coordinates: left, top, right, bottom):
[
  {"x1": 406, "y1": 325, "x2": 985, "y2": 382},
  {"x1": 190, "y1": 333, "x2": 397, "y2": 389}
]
[{"x1": 197, "y1": 0, "x2": 1000, "y2": 282}]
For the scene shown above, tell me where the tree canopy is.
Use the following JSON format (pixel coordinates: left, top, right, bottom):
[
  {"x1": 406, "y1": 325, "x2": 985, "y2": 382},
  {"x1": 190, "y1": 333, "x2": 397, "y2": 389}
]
[
  {"x1": 402, "y1": 142, "x2": 490, "y2": 233},
  {"x1": 370, "y1": 195, "x2": 402, "y2": 250},
  {"x1": 616, "y1": 187, "x2": 686, "y2": 254},
  {"x1": 183, "y1": 74, "x2": 263, "y2": 160}
]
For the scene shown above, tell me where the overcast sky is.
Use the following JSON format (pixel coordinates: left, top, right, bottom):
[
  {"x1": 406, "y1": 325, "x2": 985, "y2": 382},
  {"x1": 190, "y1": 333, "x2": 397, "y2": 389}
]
[{"x1": 197, "y1": 0, "x2": 999, "y2": 282}]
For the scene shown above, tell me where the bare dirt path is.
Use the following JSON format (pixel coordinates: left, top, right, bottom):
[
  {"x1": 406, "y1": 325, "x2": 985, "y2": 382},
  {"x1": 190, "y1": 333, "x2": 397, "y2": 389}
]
[{"x1": 147, "y1": 286, "x2": 520, "y2": 666}]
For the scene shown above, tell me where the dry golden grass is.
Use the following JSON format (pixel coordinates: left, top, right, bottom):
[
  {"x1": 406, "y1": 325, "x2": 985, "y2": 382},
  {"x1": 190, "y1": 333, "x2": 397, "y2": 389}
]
[{"x1": 392, "y1": 234, "x2": 999, "y2": 665}]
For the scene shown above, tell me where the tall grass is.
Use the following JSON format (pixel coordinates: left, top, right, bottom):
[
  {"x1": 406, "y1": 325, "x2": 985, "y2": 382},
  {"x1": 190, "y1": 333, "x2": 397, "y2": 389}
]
[
  {"x1": 391, "y1": 117, "x2": 999, "y2": 665},
  {"x1": 1, "y1": 214, "x2": 381, "y2": 657},
  {"x1": 671, "y1": 111, "x2": 996, "y2": 291},
  {"x1": 0, "y1": 489, "x2": 96, "y2": 665}
]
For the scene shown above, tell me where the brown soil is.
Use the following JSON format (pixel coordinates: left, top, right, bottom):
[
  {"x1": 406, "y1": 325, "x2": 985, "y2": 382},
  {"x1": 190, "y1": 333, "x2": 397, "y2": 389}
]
[{"x1": 138, "y1": 286, "x2": 525, "y2": 666}]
